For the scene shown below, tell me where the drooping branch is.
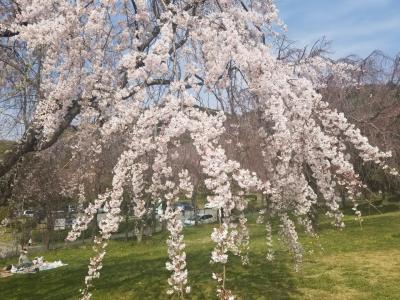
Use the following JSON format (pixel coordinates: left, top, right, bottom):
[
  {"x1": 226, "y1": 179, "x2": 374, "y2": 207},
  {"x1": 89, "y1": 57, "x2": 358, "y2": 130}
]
[
  {"x1": 0, "y1": 99, "x2": 81, "y2": 179},
  {"x1": 0, "y1": 28, "x2": 19, "y2": 38}
]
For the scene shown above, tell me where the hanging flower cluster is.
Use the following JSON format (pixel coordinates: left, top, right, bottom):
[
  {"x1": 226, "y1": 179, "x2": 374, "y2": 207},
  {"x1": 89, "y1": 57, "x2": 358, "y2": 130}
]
[{"x1": 164, "y1": 204, "x2": 191, "y2": 297}]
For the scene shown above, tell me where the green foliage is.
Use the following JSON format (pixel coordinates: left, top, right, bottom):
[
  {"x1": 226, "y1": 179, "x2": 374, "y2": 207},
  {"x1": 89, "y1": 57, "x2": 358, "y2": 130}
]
[
  {"x1": 0, "y1": 212, "x2": 399, "y2": 299},
  {"x1": 4, "y1": 216, "x2": 37, "y2": 247},
  {"x1": 351, "y1": 193, "x2": 400, "y2": 215},
  {"x1": 0, "y1": 206, "x2": 10, "y2": 223},
  {"x1": 244, "y1": 194, "x2": 261, "y2": 212},
  {"x1": 0, "y1": 140, "x2": 14, "y2": 159}
]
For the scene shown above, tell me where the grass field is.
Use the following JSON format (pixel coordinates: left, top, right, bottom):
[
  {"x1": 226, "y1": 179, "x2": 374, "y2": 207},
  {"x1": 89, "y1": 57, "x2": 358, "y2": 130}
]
[{"x1": 0, "y1": 211, "x2": 399, "y2": 300}]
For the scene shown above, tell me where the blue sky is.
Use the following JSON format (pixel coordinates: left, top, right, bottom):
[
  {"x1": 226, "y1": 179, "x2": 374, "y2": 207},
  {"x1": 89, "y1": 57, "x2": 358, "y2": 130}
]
[{"x1": 276, "y1": 0, "x2": 400, "y2": 58}]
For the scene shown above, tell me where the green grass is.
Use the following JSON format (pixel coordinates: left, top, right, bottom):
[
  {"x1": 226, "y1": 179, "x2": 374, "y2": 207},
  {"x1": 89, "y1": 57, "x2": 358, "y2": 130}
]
[{"x1": 1, "y1": 211, "x2": 400, "y2": 300}]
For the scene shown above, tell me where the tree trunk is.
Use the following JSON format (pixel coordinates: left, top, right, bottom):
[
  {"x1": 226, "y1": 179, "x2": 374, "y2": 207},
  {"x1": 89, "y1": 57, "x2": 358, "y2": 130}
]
[
  {"x1": 92, "y1": 213, "x2": 99, "y2": 238},
  {"x1": 135, "y1": 221, "x2": 144, "y2": 243},
  {"x1": 44, "y1": 215, "x2": 54, "y2": 250},
  {"x1": 191, "y1": 191, "x2": 198, "y2": 226},
  {"x1": 125, "y1": 214, "x2": 129, "y2": 241},
  {"x1": 340, "y1": 190, "x2": 346, "y2": 209},
  {"x1": 161, "y1": 202, "x2": 167, "y2": 231},
  {"x1": 152, "y1": 206, "x2": 156, "y2": 235},
  {"x1": 43, "y1": 228, "x2": 51, "y2": 250}
]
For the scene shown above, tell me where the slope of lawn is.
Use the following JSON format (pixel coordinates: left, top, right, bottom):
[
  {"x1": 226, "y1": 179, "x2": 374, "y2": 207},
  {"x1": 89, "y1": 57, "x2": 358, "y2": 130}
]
[{"x1": 0, "y1": 211, "x2": 399, "y2": 300}]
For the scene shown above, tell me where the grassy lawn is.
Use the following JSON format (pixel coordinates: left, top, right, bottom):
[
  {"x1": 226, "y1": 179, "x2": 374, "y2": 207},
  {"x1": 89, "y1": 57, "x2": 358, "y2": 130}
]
[{"x1": 0, "y1": 211, "x2": 399, "y2": 299}]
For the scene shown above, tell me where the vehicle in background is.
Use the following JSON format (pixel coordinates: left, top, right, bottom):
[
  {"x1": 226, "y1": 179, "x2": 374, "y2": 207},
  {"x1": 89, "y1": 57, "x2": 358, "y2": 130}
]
[
  {"x1": 65, "y1": 218, "x2": 74, "y2": 228},
  {"x1": 156, "y1": 202, "x2": 195, "y2": 218},
  {"x1": 67, "y1": 205, "x2": 77, "y2": 214},
  {"x1": 174, "y1": 202, "x2": 194, "y2": 212},
  {"x1": 96, "y1": 207, "x2": 107, "y2": 214},
  {"x1": 184, "y1": 214, "x2": 216, "y2": 226},
  {"x1": 22, "y1": 210, "x2": 35, "y2": 218}
]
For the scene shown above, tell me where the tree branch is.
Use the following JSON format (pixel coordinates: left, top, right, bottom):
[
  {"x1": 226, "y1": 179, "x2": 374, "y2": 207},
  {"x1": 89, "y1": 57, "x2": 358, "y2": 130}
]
[{"x1": 0, "y1": 100, "x2": 81, "y2": 178}]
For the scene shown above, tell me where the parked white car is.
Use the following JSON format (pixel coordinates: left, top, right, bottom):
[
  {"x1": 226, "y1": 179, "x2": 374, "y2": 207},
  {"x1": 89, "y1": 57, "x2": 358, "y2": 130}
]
[
  {"x1": 184, "y1": 214, "x2": 216, "y2": 226},
  {"x1": 22, "y1": 210, "x2": 35, "y2": 218}
]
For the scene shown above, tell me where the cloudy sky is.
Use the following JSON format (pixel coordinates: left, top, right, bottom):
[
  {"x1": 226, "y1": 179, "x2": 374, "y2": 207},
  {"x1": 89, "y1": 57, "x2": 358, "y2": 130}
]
[{"x1": 276, "y1": 0, "x2": 400, "y2": 58}]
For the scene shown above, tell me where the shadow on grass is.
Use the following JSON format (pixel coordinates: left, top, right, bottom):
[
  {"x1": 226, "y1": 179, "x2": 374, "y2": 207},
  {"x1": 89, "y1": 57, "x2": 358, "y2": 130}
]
[
  {"x1": 92, "y1": 246, "x2": 299, "y2": 299},
  {"x1": 0, "y1": 242, "x2": 299, "y2": 300}
]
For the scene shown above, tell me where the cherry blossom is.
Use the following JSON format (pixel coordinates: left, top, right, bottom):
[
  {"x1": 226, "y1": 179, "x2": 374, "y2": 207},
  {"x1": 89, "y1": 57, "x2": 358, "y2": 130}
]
[{"x1": 3, "y1": 1, "x2": 398, "y2": 299}]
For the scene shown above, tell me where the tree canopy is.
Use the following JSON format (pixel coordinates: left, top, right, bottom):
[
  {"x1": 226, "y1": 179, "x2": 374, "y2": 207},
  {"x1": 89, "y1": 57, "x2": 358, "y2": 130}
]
[{"x1": 0, "y1": 1, "x2": 398, "y2": 299}]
